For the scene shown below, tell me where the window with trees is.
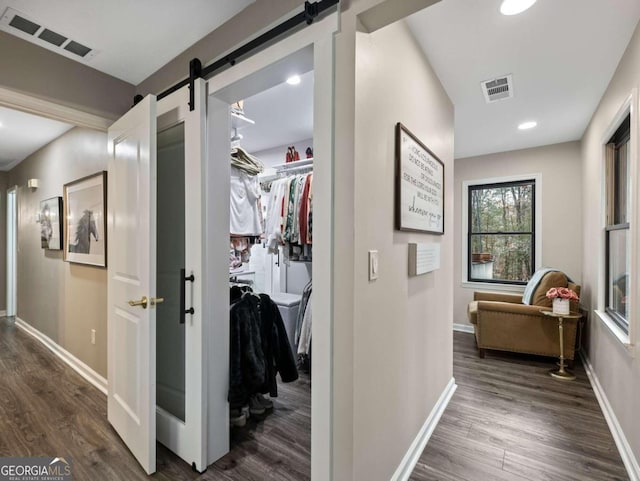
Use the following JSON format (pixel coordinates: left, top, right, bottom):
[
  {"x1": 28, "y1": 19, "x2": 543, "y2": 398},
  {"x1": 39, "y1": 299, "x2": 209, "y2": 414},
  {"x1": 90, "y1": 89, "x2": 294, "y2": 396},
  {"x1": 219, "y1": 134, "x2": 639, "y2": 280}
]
[
  {"x1": 468, "y1": 179, "x2": 535, "y2": 284},
  {"x1": 605, "y1": 114, "x2": 630, "y2": 333}
]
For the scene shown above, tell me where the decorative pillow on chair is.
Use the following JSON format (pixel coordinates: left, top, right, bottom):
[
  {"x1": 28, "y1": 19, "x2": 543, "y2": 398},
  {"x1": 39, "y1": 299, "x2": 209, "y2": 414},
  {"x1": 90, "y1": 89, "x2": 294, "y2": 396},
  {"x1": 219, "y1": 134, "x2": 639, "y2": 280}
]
[{"x1": 522, "y1": 269, "x2": 568, "y2": 307}]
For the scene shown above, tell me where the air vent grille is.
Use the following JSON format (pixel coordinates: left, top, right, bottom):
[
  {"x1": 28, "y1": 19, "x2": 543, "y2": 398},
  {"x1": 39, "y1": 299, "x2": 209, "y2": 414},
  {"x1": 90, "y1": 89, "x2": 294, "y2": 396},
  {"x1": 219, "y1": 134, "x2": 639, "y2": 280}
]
[
  {"x1": 39, "y1": 29, "x2": 67, "y2": 47},
  {"x1": 64, "y1": 40, "x2": 91, "y2": 57},
  {"x1": 481, "y1": 75, "x2": 514, "y2": 103},
  {"x1": 9, "y1": 15, "x2": 39, "y2": 35},
  {"x1": 1, "y1": 7, "x2": 97, "y2": 61}
]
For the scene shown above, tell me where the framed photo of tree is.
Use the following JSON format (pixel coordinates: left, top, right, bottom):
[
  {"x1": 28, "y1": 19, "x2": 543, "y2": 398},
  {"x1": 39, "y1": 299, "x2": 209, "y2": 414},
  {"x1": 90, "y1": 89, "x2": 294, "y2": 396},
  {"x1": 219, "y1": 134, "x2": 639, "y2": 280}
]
[
  {"x1": 395, "y1": 123, "x2": 445, "y2": 234},
  {"x1": 63, "y1": 171, "x2": 107, "y2": 267}
]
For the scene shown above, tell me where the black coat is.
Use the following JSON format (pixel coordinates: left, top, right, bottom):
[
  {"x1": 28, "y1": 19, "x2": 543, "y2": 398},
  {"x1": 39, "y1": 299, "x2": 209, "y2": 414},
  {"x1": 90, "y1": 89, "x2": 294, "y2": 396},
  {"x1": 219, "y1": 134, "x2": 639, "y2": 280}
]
[
  {"x1": 258, "y1": 294, "x2": 299, "y2": 397},
  {"x1": 228, "y1": 293, "x2": 298, "y2": 408}
]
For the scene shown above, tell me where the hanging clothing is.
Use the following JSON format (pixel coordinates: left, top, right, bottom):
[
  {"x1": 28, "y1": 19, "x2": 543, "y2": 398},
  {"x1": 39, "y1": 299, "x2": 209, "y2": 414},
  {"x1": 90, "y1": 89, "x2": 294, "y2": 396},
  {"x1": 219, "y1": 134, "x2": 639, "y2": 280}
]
[
  {"x1": 299, "y1": 174, "x2": 312, "y2": 245},
  {"x1": 265, "y1": 179, "x2": 288, "y2": 254},
  {"x1": 257, "y1": 294, "x2": 299, "y2": 397},
  {"x1": 230, "y1": 166, "x2": 263, "y2": 236},
  {"x1": 228, "y1": 292, "x2": 298, "y2": 409},
  {"x1": 229, "y1": 294, "x2": 266, "y2": 409},
  {"x1": 264, "y1": 171, "x2": 313, "y2": 258},
  {"x1": 231, "y1": 146, "x2": 264, "y2": 176},
  {"x1": 295, "y1": 281, "x2": 312, "y2": 345},
  {"x1": 297, "y1": 291, "x2": 313, "y2": 357}
]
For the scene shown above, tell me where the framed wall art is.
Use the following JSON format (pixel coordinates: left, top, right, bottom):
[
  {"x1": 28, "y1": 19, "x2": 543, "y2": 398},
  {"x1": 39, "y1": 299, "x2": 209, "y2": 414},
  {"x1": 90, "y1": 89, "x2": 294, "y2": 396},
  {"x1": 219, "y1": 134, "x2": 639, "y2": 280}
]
[
  {"x1": 63, "y1": 171, "x2": 107, "y2": 267},
  {"x1": 40, "y1": 197, "x2": 63, "y2": 250},
  {"x1": 395, "y1": 122, "x2": 445, "y2": 234}
]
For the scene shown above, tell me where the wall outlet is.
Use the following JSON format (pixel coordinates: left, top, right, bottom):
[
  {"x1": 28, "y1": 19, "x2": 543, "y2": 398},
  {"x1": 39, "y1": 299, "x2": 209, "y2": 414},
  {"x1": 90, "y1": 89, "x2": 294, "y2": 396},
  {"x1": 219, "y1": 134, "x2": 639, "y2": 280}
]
[{"x1": 91, "y1": 329, "x2": 96, "y2": 345}]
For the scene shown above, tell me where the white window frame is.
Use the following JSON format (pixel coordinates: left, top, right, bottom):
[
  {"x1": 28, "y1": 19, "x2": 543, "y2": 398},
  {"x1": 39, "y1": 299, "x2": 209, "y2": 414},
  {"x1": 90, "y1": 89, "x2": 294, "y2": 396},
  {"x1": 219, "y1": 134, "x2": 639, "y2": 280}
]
[
  {"x1": 461, "y1": 173, "x2": 542, "y2": 291},
  {"x1": 596, "y1": 90, "x2": 638, "y2": 353}
]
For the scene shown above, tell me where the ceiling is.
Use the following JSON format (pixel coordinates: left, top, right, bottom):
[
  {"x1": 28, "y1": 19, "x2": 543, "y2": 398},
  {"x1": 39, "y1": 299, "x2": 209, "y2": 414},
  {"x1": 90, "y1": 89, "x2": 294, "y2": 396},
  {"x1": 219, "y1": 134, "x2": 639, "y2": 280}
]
[
  {"x1": 0, "y1": 106, "x2": 73, "y2": 169},
  {"x1": 0, "y1": 0, "x2": 254, "y2": 84},
  {"x1": 407, "y1": 0, "x2": 640, "y2": 159},
  {"x1": 237, "y1": 70, "x2": 314, "y2": 154},
  {"x1": 4, "y1": 1, "x2": 638, "y2": 164}
]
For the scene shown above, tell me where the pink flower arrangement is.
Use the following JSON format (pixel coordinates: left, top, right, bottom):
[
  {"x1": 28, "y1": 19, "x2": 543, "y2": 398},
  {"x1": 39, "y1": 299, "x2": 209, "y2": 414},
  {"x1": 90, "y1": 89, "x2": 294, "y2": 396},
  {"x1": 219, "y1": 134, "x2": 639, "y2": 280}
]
[{"x1": 546, "y1": 287, "x2": 579, "y2": 301}]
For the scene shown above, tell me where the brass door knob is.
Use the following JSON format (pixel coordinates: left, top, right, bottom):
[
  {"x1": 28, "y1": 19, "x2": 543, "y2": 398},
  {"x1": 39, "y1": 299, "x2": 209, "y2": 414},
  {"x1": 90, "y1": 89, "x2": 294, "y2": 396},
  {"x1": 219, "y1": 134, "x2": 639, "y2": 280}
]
[
  {"x1": 150, "y1": 297, "x2": 164, "y2": 307},
  {"x1": 128, "y1": 296, "x2": 148, "y2": 309}
]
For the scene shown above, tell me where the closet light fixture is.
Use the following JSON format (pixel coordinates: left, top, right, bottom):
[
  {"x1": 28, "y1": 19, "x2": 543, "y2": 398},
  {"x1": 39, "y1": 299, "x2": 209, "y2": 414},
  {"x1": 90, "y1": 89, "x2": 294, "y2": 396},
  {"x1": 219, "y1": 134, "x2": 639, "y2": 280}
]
[
  {"x1": 518, "y1": 121, "x2": 537, "y2": 130},
  {"x1": 500, "y1": 0, "x2": 537, "y2": 16},
  {"x1": 286, "y1": 75, "x2": 301, "y2": 86}
]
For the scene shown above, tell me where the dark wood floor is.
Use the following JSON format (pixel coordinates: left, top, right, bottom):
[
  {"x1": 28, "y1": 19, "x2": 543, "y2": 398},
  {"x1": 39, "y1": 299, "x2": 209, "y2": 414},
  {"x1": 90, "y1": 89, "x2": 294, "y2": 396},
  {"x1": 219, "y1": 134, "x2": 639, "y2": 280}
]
[
  {"x1": 410, "y1": 331, "x2": 629, "y2": 481},
  {"x1": 0, "y1": 317, "x2": 310, "y2": 481},
  {"x1": 0, "y1": 318, "x2": 628, "y2": 481}
]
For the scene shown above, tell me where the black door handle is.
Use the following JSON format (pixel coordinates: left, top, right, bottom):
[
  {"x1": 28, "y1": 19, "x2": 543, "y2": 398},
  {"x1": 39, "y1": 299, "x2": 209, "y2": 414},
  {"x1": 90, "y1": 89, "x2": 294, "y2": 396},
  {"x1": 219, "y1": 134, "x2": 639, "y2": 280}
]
[{"x1": 180, "y1": 268, "x2": 195, "y2": 324}]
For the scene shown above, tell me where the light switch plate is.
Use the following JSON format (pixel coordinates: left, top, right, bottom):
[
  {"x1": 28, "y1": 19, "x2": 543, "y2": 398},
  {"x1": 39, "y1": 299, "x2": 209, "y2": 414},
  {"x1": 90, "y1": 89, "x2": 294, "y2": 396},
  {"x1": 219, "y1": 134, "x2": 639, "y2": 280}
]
[{"x1": 369, "y1": 250, "x2": 379, "y2": 281}]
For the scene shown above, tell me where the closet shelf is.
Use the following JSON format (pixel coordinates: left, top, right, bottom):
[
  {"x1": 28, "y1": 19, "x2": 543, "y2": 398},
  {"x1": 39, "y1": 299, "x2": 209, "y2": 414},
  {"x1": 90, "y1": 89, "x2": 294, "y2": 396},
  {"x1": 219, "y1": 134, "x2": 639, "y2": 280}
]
[
  {"x1": 231, "y1": 111, "x2": 255, "y2": 128},
  {"x1": 271, "y1": 158, "x2": 313, "y2": 172}
]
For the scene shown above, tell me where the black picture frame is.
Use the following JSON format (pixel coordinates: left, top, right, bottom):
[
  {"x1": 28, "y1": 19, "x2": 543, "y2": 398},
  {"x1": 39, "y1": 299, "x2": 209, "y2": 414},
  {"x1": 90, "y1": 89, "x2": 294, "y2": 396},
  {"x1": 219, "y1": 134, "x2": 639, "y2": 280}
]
[
  {"x1": 395, "y1": 123, "x2": 445, "y2": 234},
  {"x1": 40, "y1": 196, "x2": 63, "y2": 250},
  {"x1": 63, "y1": 171, "x2": 107, "y2": 267}
]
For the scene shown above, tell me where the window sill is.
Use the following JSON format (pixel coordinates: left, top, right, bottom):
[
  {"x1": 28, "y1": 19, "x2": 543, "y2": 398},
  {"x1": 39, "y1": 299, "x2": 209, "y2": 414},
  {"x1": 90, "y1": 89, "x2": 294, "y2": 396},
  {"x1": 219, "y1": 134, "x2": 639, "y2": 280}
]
[
  {"x1": 594, "y1": 310, "x2": 634, "y2": 355},
  {"x1": 461, "y1": 281, "x2": 525, "y2": 293}
]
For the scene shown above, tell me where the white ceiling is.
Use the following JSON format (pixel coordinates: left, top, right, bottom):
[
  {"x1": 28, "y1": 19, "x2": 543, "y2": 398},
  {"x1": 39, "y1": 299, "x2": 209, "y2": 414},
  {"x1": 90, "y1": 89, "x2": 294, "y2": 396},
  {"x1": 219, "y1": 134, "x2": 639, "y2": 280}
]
[
  {"x1": 407, "y1": 0, "x2": 640, "y2": 159},
  {"x1": 237, "y1": 70, "x2": 314, "y2": 154},
  {"x1": 0, "y1": 0, "x2": 254, "y2": 84},
  {"x1": 0, "y1": 106, "x2": 73, "y2": 169}
]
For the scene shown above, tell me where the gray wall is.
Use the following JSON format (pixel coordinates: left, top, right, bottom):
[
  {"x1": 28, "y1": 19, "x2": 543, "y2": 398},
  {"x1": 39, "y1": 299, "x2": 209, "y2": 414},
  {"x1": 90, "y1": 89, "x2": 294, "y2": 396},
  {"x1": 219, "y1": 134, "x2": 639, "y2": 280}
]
[
  {"x1": 136, "y1": 0, "x2": 304, "y2": 96},
  {"x1": 581, "y1": 19, "x2": 640, "y2": 468},
  {"x1": 9, "y1": 127, "x2": 108, "y2": 377},
  {"x1": 454, "y1": 141, "x2": 583, "y2": 325},
  {"x1": 351, "y1": 18, "x2": 454, "y2": 480},
  {"x1": 0, "y1": 31, "x2": 133, "y2": 119}
]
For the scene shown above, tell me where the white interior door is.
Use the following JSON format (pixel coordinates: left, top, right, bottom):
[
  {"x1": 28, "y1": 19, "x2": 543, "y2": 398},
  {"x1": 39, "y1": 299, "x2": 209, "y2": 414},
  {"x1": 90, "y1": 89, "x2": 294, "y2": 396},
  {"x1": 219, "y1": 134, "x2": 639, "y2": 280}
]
[
  {"x1": 155, "y1": 80, "x2": 206, "y2": 472},
  {"x1": 6, "y1": 187, "x2": 17, "y2": 317},
  {"x1": 107, "y1": 94, "x2": 157, "y2": 475}
]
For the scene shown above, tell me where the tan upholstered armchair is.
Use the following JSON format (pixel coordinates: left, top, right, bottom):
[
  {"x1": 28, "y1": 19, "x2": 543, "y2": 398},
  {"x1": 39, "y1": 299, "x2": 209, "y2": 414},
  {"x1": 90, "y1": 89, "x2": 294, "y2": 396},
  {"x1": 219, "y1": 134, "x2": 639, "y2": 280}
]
[{"x1": 467, "y1": 271, "x2": 582, "y2": 361}]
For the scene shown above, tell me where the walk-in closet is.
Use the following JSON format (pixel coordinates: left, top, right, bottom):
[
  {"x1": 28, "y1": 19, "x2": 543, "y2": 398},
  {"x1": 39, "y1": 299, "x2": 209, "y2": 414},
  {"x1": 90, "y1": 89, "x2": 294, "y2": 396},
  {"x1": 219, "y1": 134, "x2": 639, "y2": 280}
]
[
  {"x1": 107, "y1": 25, "x2": 333, "y2": 477},
  {"x1": 213, "y1": 54, "x2": 315, "y2": 478}
]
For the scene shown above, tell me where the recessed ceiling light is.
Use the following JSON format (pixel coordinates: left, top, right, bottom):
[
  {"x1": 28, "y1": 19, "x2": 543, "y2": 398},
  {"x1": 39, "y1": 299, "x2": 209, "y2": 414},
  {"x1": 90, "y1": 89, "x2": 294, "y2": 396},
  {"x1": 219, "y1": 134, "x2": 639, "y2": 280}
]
[
  {"x1": 518, "y1": 121, "x2": 537, "y2": 130},
  {"x1": 286, "y1": 75, "x2": 301, "y2": 86},
  {"x1": 500, "y1": 0, "x2": 537, "y2": 16}
]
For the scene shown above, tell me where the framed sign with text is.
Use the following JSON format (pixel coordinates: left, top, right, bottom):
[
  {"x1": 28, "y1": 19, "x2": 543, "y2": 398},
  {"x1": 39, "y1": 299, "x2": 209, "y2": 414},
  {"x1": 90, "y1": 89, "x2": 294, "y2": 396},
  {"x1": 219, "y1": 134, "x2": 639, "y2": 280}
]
[{"x1": 395, "y1": 123, "x2": 444, "y2": 234}]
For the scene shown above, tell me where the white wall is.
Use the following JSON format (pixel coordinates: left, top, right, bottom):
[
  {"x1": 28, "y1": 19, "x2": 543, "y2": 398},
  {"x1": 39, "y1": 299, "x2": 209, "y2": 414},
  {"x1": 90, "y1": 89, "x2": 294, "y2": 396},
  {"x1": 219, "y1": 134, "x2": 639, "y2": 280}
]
[
  {"x1": 251, "y1": 138, "x2": 313, "y2": 168},
  {"x1": 454, "y1": 141, "x2": 583, "y2": 325},
  {"x1": 351, "y1": 19, "x2": 454, "y2": 481},
  {"x1": 581, "y1": 19, "x2": 640, "y2": 471}
]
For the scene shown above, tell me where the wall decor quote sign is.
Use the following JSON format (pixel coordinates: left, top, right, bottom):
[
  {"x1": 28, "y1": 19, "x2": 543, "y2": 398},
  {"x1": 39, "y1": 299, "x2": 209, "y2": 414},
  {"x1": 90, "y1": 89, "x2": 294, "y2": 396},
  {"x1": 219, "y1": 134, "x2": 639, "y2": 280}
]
[
  {"x1": 395, "y1": 123, "x2": 444, "y2": 234},
  {"x1": 63, "y1": 171, "x2": 107, "y2": 267}
]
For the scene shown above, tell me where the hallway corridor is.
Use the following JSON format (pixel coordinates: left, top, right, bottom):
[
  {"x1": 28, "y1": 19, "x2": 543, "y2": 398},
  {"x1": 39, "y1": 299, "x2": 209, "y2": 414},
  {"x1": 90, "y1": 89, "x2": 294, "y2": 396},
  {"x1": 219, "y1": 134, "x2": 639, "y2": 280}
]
[
  {"x1": 411, "y1": 331, "x2": 629, "y2": 481},
  {"x1": 0, "y1": 317, "x2": 310, "y2": 480}
]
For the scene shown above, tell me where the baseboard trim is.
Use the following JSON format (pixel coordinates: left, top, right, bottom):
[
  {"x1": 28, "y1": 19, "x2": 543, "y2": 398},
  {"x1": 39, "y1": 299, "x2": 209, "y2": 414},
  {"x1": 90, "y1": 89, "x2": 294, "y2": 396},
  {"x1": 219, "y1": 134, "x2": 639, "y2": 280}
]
[
  {"x1": 580, "y1": 351, "x2": 640, "y2": 481},
  {"x1": 0, "y1": 310, "x2": 7, "y2": 317},
  {"x1": 453, "y1": 323, "x2": 474, "y2": 334},
  {"x1": 15, "y1": 317, "x2": 108, "y2": 396},
  {"x1": 391, "y1": 377, "x2": 457, "y2": 481}
]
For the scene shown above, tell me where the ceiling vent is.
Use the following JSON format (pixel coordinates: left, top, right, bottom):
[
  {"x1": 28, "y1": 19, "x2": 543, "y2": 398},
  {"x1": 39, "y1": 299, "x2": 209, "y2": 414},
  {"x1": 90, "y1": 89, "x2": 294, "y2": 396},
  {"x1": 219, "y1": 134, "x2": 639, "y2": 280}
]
[
  {"x1": 0, "y1": 7, "x2": 97, "y2": 61},
  {"x1": 481, "y1": 75, "x2": 514, "y2": 103}
]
